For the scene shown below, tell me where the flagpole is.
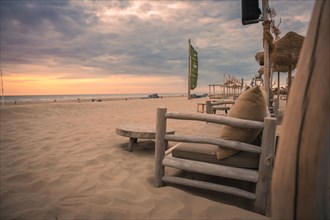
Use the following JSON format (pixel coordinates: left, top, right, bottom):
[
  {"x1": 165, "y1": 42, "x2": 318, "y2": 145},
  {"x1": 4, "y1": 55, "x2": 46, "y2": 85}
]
[
  {"x1": 1, "y1": 69, "x2": 4, "y2": 107},
  {"x1": 188, "y1": 39, "x2": 191, "y2": 100}
]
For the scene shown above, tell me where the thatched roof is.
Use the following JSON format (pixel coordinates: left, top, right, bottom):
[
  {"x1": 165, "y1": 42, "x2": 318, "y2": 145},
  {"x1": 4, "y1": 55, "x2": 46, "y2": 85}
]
[
  {"x1": 223, "y1": 79, "x2": 243, "y2": 88},
  {"x1": 255, "y1": 31, "x2": 305, "y2": 72},
  {"x1": 272, "y1": 31, "x2": 305, "y2": 68},
  {"x1": 272, "y1": 64, "x2": 291, "y2": 72},
  {"x1": 255, "y1": 52, "x2": 264, "y2": 66},
  {"x1": 259, "y1": 64, "x2": 292, "y2": 73}
]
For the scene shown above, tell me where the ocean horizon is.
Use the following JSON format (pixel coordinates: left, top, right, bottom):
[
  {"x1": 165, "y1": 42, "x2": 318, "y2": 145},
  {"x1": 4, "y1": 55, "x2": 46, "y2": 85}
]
[{"x1": 1, "y1": 93, "x2": 189, "y2": 104}]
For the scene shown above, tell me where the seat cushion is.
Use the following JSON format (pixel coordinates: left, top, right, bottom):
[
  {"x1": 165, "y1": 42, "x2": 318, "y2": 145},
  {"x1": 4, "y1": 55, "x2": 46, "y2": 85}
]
[
  {"x1": 171, "y1": 122, "x2": 262, "y2": 169},
  {"x1": 217, "y1": 86, "x2": 267, "y2": 159},
  {"x1": 172, "y1": 142, "x2": 260, "y2": 169}
]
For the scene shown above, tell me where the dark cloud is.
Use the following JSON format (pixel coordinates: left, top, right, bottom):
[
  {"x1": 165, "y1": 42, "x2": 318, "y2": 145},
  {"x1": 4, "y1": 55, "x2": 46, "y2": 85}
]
[
  {"x1": 1, "y1": 0, "x2": 97, "y2": 66},
  {"x1": 1, "y1": 0, "x2": 314, "y2": 90}
]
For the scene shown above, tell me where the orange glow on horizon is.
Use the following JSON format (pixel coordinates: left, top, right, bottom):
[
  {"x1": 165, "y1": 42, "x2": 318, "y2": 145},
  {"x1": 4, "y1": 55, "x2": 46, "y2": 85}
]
[{"x1": 3, "y1": 73, "x2": 188, "y2": 95}]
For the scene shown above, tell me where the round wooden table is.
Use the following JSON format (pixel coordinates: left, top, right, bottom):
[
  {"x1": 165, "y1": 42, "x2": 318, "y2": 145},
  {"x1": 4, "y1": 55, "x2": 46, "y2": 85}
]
[{"x1": 116, "y1": 125, "x2": 175, "y2": 151}]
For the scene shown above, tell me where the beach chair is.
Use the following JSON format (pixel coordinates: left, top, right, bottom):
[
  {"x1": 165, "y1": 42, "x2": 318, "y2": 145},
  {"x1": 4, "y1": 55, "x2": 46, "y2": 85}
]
[{"x1": 154, "y1": 108, "x2": 276, "y2": 215}]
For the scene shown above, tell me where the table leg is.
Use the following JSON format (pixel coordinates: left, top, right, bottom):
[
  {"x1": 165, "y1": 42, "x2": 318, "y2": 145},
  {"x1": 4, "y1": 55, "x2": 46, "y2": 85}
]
[{"x1": 128, "y1": 138, "x2": 137, "y2": 152}]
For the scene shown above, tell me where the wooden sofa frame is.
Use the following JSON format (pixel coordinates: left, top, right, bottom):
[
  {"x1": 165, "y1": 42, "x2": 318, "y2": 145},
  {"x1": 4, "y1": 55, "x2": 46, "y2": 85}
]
[{"x1": 154, "y1": 108, "x2": 276, "y2": 215}]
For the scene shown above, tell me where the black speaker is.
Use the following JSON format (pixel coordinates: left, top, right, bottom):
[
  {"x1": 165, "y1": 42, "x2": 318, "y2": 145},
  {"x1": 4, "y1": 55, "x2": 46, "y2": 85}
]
[{"x1": 241, "y1": 0, "x2": 262, "y2": 25}]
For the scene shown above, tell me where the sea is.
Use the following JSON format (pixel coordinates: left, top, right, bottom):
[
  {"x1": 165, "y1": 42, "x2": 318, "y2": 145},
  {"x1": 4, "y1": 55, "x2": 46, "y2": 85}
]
[{"x1": 1, "y1": 93, "x2": 187, "y2": 104}]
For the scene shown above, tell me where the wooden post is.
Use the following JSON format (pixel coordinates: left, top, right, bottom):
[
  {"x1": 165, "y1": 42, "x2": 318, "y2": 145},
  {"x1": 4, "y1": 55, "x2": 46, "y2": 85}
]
[
  {"x1": 262, "y1": 0, "x2": 270, "y2": 105},
  {"x1": 215, "y1": 85, "x2": 217, "y2": 98},
  {"x1": 270, "y1": 70, "x2": 273, "y2": 93},
  {"x1": 205, "y1": 100, "x2": 212, "y2": 114},
  {"x1": 272, "y1": 2, "x2": 329, "y2": 219},
  {"x1": 1, "y1": 69, "x2": 4, "y2": 107},
  {"x1": 154, "y1": 108, "x2": 167, "y2": 187},
  {"x1": 288, "y1": 65, "x2": 292, "y2": 96},
  {"x1": 277, "y1": 71, "x2": 280, "y2": 113},
  {"x1": 188, "y1": 39, "x2": 191, "y2": 100},
  {"x1": 254, "y1": 116, "x2": 276, "y2": 215}
]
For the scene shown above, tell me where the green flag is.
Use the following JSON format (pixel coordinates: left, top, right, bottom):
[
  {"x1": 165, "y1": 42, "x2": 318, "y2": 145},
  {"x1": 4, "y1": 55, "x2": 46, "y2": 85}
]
[{"x1": 190, "y1": 45, "x2": 198, "y2": 90}]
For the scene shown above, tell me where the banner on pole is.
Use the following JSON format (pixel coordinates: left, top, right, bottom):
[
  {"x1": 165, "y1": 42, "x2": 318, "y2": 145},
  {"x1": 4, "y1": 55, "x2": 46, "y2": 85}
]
[{"x1": 190, "y1": 44, "x2": 198, "y2": 90}]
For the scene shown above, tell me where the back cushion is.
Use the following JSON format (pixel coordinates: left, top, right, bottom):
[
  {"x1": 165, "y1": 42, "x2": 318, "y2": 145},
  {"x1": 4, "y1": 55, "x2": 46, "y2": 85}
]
[{"x1": 216, "y1": 86, "x2": 267, "y2": 159}]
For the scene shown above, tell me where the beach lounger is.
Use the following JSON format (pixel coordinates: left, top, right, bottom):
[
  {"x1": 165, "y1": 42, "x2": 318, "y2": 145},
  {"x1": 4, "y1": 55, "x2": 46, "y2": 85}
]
[{"x1": 154, "y1": 108, "x2": 276, "y2": 215}]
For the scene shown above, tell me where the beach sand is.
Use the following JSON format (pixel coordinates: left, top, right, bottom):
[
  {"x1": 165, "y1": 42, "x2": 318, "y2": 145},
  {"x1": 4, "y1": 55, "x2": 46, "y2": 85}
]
[{"x1": 0, "y1": 97, "x2": 267, "y2": 219}]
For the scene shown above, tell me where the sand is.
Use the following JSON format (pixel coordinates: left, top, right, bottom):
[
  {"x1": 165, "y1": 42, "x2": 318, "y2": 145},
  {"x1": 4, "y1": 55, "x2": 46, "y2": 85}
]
[{"x1": 0, "y1": 97, "x2": 267, "y2": 219}]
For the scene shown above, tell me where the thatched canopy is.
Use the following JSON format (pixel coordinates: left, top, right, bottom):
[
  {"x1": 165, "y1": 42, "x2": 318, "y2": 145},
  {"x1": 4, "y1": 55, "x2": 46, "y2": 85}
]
[
  {"x1": 272, "y1": 64, "x2": 291, "y2": 73},
  {"x1": 255, "y1": 31, "x2": 305, "y2": 72},
  {"x1": 258, "y1": 63, "x2": 291, "y2": 74},
  {"x1": 255, "y1": 52, "x2": 264, "y2": 66},
  {"x1": 272, "y1": 31, "x2": 305, "y2": 68},
  {"x1": 223, "y1": 78, "x2": 243, "y2": 88}
]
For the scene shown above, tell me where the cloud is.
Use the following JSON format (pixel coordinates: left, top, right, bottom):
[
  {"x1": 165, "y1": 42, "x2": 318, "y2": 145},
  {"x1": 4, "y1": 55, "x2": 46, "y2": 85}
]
[{"x1": 1, "y1": 0, "x2": 314, "y2": 94}]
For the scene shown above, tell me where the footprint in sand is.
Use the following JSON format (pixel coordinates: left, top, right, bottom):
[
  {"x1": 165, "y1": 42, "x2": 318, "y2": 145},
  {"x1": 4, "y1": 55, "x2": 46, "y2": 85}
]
[{"x1": 7, "y1": 172, "x2": 39, "y2": 183}]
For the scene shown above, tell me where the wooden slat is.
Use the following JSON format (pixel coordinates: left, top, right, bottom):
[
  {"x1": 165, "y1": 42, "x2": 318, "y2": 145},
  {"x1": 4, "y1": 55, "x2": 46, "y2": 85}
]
[
  {"x1": 163, "y1": 176, "x2": 256, "y2": 200},
  {"x1": 212, "y1": 106, "x2": 231, "y2": 110},
  {"x1": 164, "y1": 134, "x2": 261, "y2": 154},
  {"x1": 164, "y1": 142, "x2": 182, "y2": 155},
  {"x1": 163, "y1": 156, "x2": 259, "y2": 182},
  {"x1": 210, "y1": 100, "x2": 236, "y2": 106},
  {"x1": 165, "y1": 112, "x2": 264, "y2": 129}
]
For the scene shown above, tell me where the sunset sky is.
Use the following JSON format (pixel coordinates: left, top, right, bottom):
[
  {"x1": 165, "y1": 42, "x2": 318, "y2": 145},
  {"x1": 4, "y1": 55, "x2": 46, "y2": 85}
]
[{"x1": 1, "y1": 0, "x2": 314, "y2": 95}]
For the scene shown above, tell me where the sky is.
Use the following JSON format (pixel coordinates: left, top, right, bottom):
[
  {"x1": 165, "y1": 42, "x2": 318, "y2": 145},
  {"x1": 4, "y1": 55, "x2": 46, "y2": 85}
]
[{"x1": 1, "y1": 0, "x2": 315, "y2": 95}]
